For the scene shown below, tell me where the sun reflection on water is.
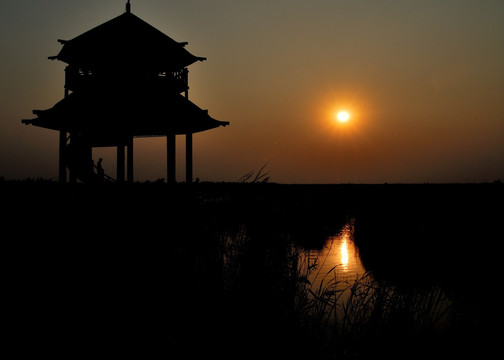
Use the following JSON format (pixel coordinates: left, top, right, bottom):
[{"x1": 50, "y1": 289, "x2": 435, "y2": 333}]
[
  {"x1": 303, "y1": 222, "x2": 367, "y2": 290},
  {"x1": 340, "y1": 232, "x2": 350, "y2": 272}
]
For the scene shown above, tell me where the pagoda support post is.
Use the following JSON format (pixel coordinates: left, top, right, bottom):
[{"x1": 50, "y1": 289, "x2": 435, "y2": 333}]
[
  {"x1": 167, "y1": 133, "x2": 176, "y2": 184},
  {"x1": 127, "y1": 137, "x2": 134, "y2": 183},
  {"x1": 117, "y1": 145, "x2": 125, "y2": 183},
  {"x1": 84, "y1": 144, "x2": 93, "y2": 182},
  {"x1": 186, "y1": 132, "x2": 193, "y2": 184},
  {"x1": 59, "y1": 130, "x2": 67, "y2": 184}
]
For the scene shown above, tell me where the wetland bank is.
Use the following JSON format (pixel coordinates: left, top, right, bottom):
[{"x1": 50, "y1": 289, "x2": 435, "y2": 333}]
[{"x1": 4, "y1": 181, "x2": 502, "y2": 359}]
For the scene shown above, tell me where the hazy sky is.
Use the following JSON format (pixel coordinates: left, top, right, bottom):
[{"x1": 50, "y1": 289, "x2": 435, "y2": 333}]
[{"x1": 1, "y1": 0, "x2": 503, "y2": 183}]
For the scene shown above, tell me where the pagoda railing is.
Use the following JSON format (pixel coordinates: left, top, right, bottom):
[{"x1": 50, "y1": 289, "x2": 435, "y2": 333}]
[
  {"x1": 65, "y1": 66, "x2": 94, "y2": 92},
  {"x1": 157, "y1": 68, "x2": 188, "y2": 93},
  {"x1": 65, "y1": 66, "x2": 189, "y2": 94}
]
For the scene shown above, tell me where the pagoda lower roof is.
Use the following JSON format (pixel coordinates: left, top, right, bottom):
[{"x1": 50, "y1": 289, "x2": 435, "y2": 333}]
[{"x1": 22, "y1": 89, "x2": 229, "y2": 137}]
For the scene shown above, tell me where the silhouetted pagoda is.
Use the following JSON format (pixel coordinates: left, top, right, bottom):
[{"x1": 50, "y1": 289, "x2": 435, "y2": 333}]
[{"x1": 23, "y1": 1, "x2": 229, "y2": 183}]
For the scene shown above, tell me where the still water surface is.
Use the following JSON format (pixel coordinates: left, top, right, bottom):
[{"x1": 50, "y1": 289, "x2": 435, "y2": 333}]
[{"x1": 301, "y1": 222, "x2": 368, "y2": 292}]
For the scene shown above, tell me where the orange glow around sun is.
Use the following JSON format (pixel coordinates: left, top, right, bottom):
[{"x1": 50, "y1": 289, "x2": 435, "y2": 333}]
[{"x1": 316, "y1": 92, "x2": 372, "y2": 136}]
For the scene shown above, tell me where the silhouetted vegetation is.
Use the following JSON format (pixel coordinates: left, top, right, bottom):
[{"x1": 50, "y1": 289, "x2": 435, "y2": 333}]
[
  {"x1": 2, "y1": 181, "x2": 501, "y2": 358},
  {"x1": 238, "y1": 163, "x2": 271, "y2": 183}
]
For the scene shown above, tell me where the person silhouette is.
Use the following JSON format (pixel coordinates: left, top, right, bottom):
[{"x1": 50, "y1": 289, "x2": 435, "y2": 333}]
[{"x1": 97, "y1": 158, "x2": 104, "y2": 180}]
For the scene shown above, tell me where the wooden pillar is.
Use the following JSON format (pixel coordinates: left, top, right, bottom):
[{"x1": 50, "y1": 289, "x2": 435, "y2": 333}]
[
  {"x1": 59, "y1": 130, "x2": 67, "y2": 184},
  {"x1": 61, "y1": 73, "x2": 69, "y2": 183},
  {"x1": 167, "y1": 133, "x2": 176, "y2": 184},
  {"x1": 117, "y1": 145, "x2": 125, "y2": 183},
  {"x1": 186, "y1": 132, "x2": 193, "y2": 184},
  {"x1": 127, "y1": 137, "x2": 134, "y2": 183},
  {"x1": 69, "y1": 135, "x2": 76, "y2": 183},
  {"x1": 85, "y1": 145, "x2": 93, "y2": 179},
  {"x1": 184, "y1": 68, "x2": 189, "y2": 99}
]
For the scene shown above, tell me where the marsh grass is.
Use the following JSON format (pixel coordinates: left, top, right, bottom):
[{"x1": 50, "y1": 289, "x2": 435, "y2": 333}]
[
  {"x1": 270, "y1": 240, "x2": 468, "y2": 359},
  {"x1": 200, "y1": 225, "x2": 463, "y2": 358},
  {"x1": 238, "y1": 163, "x2": 271, "y2": 183}
]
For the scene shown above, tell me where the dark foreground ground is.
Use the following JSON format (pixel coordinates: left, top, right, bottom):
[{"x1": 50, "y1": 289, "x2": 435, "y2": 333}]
[{"x1": 2, "y1": 180, "x2": 502, "y2": 359}]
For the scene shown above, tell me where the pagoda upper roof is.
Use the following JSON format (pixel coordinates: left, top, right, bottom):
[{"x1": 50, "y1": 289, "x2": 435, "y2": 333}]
[{"x1": 52, "y1": 11, "x2": 206, "y2": 71}]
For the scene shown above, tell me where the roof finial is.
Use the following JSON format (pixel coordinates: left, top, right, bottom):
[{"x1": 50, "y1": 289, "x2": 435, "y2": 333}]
[{"x1": 126, "y1": 1, "x2": 131, "y2": 13}]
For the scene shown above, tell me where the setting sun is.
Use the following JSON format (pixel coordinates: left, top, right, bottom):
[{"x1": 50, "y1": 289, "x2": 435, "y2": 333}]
[{"x1": 336, "y1": 111, "x2": 350, "y2": 123}]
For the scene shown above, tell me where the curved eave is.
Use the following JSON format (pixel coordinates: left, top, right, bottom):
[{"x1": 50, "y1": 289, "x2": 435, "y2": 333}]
[
  {"x1": 55, "y1": 44, "x2": 204, "y2": 71},
  {"x1": 22, "y1": 92, "x2": 229, "y2": 136}
]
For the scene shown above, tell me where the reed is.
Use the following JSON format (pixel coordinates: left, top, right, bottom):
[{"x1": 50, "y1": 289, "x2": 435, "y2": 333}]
[
  {"x1": 294, "y1": 249, "x2": 459, "y2": 358},
  {"x1": 238, "y1": 163, "x2": 271, "y2": 183},
  {"x1": 162, "y1": 210, "x2": 482, "y2": 359}
]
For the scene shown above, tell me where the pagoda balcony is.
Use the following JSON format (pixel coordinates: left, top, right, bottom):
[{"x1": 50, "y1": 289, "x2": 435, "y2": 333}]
[
  {"x1": 157, "y1": 69, "x2": 188, "y2": 94},
  {"x1": 65, "y1": 66, "x2": 94, "y2": 92},
  {"x1": 65, "y1": 66, "x2": 189, "y2": 94}
]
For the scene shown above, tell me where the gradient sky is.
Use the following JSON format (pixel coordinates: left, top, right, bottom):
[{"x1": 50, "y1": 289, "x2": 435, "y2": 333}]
[{"x1": 1, "y1": 0, "x2": 503, "y2": 183}]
